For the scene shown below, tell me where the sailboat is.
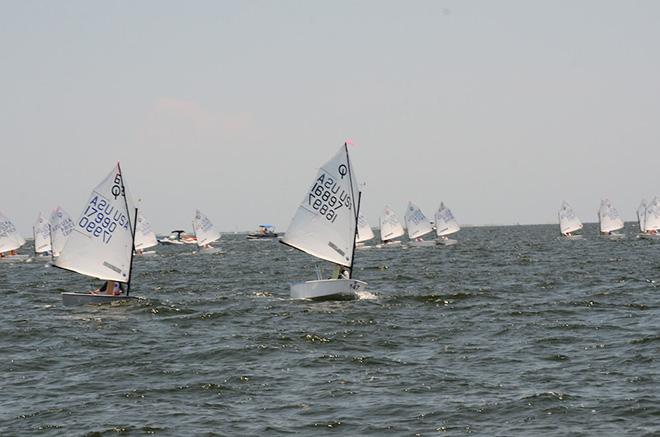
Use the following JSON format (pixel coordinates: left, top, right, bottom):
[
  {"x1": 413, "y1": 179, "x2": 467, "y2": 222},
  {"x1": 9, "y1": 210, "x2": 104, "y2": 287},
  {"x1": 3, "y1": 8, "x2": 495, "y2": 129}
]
[
  {"x1": 597, "y1": 199, "x2": 625, "y2": 239},
  {"x1": 33, "y1": 212, "x2": 52, "y2": 257},
  {"x1": 377, "y1": 205, "x2": 404, "y2": 247},
  {"x1": 404, "y1": 201, "x2": 435, "y2": 247},
  {"x1": 192, "y1": 210, "x2": 222, "y2": 254},
  {"x1": 55, "y1": 163, "x2": 140, "y2": 306},
  {"x1": 49, "y1": 206, "x2": 74, "y2": 258},
  {"x1": 355, "y1": 214, "x2": 375, "y2": 249},
  {"x1": 558, "y1": 201, "x2": 584, "y2": 239},
  {"x1": 637, "y1": 200, "x2": 647, "y2": 235},
  {"x1": 435, "y1": 202, "x2": 460, "y2": 246},
  {"x1": 640, "y1": 197, "x2": 660, "y2": 240},
  {"x1": 134, "y1": 211, "x2": 159, "y2": 255},
  {"x1": 0, "y1": 212, "x2": 29, "y2": 262},
  {"x1": 281, "y1": 143, "x2": 366, "y2": 300}
]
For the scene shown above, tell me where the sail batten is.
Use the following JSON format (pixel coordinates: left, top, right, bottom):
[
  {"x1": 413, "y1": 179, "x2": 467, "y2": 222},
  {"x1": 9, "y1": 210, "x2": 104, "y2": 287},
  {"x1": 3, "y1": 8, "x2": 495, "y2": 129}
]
[
  {"x1": 404, "y1": 202, "x2": 433, "y2": 239},
  {"x1": 281, "y1": 145, "x2": 360, "y2": 267},
  {"x1": 54, "y1": 164, "x2": 137, "y2": 282}
]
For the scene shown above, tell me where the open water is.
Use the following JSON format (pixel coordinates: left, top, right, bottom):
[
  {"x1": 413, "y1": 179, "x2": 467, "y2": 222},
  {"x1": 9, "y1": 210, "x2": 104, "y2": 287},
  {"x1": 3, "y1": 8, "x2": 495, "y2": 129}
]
[{"x1": 1, "y1": 224, "x2": 658, "y2": 436}]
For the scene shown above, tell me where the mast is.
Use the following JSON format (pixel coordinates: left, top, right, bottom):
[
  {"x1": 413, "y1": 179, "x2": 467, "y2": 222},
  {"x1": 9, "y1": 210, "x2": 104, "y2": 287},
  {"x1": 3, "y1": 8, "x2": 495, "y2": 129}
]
[
  {"x1": 344, "y1": 142, "x2": 360, "y2": 279},
  {"x1": 117, "y1": 162, "x2": 137, "y2": 296}
]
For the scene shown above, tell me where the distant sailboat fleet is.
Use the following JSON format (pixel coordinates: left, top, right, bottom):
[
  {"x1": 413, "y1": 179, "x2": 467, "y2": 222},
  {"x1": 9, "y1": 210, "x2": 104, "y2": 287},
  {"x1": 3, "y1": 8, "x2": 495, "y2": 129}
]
[{"x1": 2, "y1": 145, "x2": 659, "y2": 304}]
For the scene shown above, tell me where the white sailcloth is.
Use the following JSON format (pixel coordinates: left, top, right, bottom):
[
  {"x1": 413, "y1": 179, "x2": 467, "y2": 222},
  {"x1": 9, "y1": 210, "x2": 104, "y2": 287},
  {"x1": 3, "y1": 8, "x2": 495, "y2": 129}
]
[
  {"x1": 598, "y1": 199, "x2": 624, "y2": 233},
  {"x1": 379, "y1": 205, "x2": 404, "y2": 242},
  {"x1": 0, "y1": 212, "x2": 26, "y2": 253},
  {"x1": 135, "y1": 211, "x2": 159, "y2": 250},
  {"x1": 559, "y1": 201, "x2": 583, "y2": 235},
  {"x1": 637, "y1": 200, "x2": 647, "y2": 232},
  {"x1": 192, "y1": 210, "x2": 221, "y2": 247},
  {"x1": 644, "y1": 197, "x2": 660, "y2": 231},
  {"x1": 356, "y1": 214, "x2": 374, "y2": 243},
  {"x1": 435, "y1": 202, "x2": 461, "y2": 237},
  {"x1": 33, "y1": 212, "x2": 52, "y2": 254},
  {"x1": 49, "y1": 206, "x2": 74, "y2": 257},
  {"x1": 281, "y1": 145, "x2": 360, "y2": 267},
  {"x1": 404, "y1": 201, "x2": 433, "y2": 239},
  {"x1": 54, "y1": 163, "x2": 137, "y2": 283}
]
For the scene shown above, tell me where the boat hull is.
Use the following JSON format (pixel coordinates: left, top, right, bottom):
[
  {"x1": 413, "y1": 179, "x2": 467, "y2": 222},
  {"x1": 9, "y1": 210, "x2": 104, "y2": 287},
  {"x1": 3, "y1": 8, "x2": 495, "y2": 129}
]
[
  {"x1": 247, "y1": 233, "x2": 278, "y2": 240},
  {"x1": 408, "y1": 240, "x2": 435, "y2": 247},
  {"x1": 600, "y1": 233, "x2": 625, "y2": 240},
  {"x1": 62, "y1": 292, "x2": 140, "y2": 306},
  {"x1": 197, "y1": 246, "x2": 223, "y2": 254},
  {"x1": 437, "y1": 238, "x2": 458, "y2": 246},
  {"x1": 561, "y1": 235, "x2": 584, "y2": 240},
  {"x1": 374, "y1": 241, "x2": 402, "y2": 249},
  {"x1": 290, "y1": 279, "x2": 367, "y2": 300},
  {"x1": 639, "y1": 233, "x2": 660, "y2": 240}
]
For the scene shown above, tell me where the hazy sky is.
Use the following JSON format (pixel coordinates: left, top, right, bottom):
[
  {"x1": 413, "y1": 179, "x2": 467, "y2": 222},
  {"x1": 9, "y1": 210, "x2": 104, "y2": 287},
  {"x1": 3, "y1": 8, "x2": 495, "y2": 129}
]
[{"x1": 2, "y1": 1, "x2": 659, "y2": 235}]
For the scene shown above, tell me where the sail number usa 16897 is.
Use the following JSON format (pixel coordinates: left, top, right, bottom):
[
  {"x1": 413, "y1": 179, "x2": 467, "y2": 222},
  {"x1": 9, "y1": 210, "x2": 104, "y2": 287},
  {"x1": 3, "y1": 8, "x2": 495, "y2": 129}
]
[{"x1": 307, "y1": 172, "x2": 352, "y2": 223}]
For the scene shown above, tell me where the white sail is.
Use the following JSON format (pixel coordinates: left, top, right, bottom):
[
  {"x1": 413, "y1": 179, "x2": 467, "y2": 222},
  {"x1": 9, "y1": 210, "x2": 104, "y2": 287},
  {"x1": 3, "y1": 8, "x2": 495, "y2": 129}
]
[
  {"x1": 644, "y1": 197, "x2": 660, "y2": 231},
  {"x1": 637, "y1": 200, "x2": 647, "y2": 232},
  {"x1": 192, "y1": 210, "x2": 221, "y2": 246},
  {"x1": 598, "y1": 199, "x2": 624, "y2": 233},
  {"x1": 135, "y1": 211, "x2": 159, "y2": 250},
  {"x1": 356, "y1": 214, "x2": 374, "y2": 243},
  {"x1": 404, "y1": 201, "x2": 433, "y2": 239},
  {"x1": 558, "y1": 201, "x2": 583, "y2": 235},
  {"x1": 49, "y1": 206, "x2": 74, "y2": 257},
  {"x1": 281, "y1": 145, "x2": 360, "y2": 267},
  {"x1": 379, "y1": 205, "x2": 404, "y2": 242},
  {"x1": 33, "y1": 212, "x2": 52, "y2": 254},
  {"x1": 435, "y1": 202, "x2": 461, "y2": 237},
  {"x1": 54, "y1": 163, "x2": 137, "y2": 283},
  {"x1": 0, "y1": 212, "x2": 26, "y2": 253}
]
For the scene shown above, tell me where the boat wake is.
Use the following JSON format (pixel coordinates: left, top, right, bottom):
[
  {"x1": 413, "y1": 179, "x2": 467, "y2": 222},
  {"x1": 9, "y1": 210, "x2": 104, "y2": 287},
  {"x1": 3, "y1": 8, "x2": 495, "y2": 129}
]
[{"x1": 356, "y1": 290, "x2": 378, "y2": 300}]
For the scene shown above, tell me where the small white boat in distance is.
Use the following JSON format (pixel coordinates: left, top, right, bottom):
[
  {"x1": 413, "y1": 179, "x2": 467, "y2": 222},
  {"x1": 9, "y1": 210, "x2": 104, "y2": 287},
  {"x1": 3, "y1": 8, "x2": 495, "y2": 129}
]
[
  {"x1": 247, "y1": 224, "x2": 279, "y2": 240},
  {"x1": 377, "y1": 205, "x2": 404, "y2": 248},
  {"x1": 158, "y1": 230, "x2": 196, "y2": 245},
  {"x1": 55, "y1": 163, "x2": 141, "y2": 305},
  {"x1": 559, "y1": 201, "x2": 584, "y2": 239},
  {"x1": 435, "y1": 202, "x2": 460, "y2": 246},
  {"x1": 192, "y1": 210, "x2": 223, "y2": 254},
  {"x1": 355, "y1": 214, "x2": 375, "y2": 249},
  {"x1": 281, "y1": 143, "x2": 366, "y2": 300},
  {"x1": 639, "y1": 197, "x2": 660, "y2": 240},
  {"x1": 598, "y1": 199, "x2": 625, "y2": 239},
  {"x1": 33, "y1": 211, "x2": 52, "y2": 258},
  {"x1": 134, "y1": 211, "x2": 159, "y2": 255},
  {"x1": 49, "y1": 206, "x2": 74, "y2": 258},
  {"x1": 404, "y1": 201, "x2": 435, "y2": 247},
  {"x1": 0, "y1": 211, "x2": 29, "y2": 262}
]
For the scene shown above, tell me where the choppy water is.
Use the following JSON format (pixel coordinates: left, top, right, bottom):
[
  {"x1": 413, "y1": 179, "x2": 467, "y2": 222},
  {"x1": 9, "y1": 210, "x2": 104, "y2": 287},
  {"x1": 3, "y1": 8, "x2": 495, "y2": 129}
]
[{"x1": 1, "y1": 224, "x2": 659, "y2": 436}]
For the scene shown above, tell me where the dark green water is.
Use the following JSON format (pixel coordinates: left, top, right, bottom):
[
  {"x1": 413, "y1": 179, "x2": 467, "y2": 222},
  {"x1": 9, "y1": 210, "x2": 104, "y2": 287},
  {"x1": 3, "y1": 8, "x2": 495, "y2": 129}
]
[{"x1": 1, "y1": 224, "x2": 658, "y2": 436}]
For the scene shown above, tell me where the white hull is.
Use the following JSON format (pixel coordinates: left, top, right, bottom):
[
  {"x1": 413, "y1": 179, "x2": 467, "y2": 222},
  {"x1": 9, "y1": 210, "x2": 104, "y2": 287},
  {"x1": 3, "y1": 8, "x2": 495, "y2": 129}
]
[
  {"x1": 561, "y1": 235, "x2": 584, "y2": 240},
  {"x1": 375, "y1": 240, "x2": 402, "y2": 249},
  {"x1": 0, "y1": 254, "x2": 30, "y2": 263},
  {"x1": 290, "y1": 278, "x2": 367, "y2": 300},
  {"x1": 407, "y1": 239, "x2": 436, "y2": 247},
  {"x1": 356, "y1": 244, "x2": 374, "y2": 250},
  {"x1": 158, "y1": 239, "x2": 184, "y2": 245},
  {"x1": 437, "y1": 238, "x2": 458, "y2": 246},
  {"x1": 135, "y1": 250, "x2": 157, "y2": 256},
  {"x1": 61, "y1": 292, "x2": 141, "y2": 306},
  {"x1": 639, "y1": 233, "x2": 660, "y2": 240}
]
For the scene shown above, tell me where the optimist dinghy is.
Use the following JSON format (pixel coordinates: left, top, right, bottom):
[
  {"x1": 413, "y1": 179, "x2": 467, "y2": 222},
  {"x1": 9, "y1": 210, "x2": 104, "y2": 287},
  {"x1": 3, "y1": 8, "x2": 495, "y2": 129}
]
[
  {"x1": 0, "y1": 212, "x2": 29, "y2": 262},
  {"x1": 192, "y1": 210, "x2": 223, "y2": 254},
  {"x1": 355, "y1": 214, "x2": 375, "y2": 249},
  {"x1": 559, "y1": 201, "x2": 584, "y2": 239},
  {"x1": 33, "y1": 212, "x2": 52, "y2": 258},
  {"x1": 54, "y1": 163, "x2": 141, "y2": 306},
  {"x1": 434, "y1": 202, "x2": 460, "y2": 246},
  {"x1": 598, "y1": 199, "x2": 625, "y2": 239},
  {"x1": 49, "y1": 206, "x2": 74, "y2": 258},
  {"x1": 377, "y1": 205, "x2": 404, "y2": 248},
  {"x1": 639, "y1": 197, "x2": 660, "y2": 240},
  {"x1": 404, "y1": 201, "x2": 435, "y2": 247},
  {"x1": 281, "y1": 143, "x2": 366, "y2": 300},
  {"x1": 134, "y1": 211, "x2": 159, "y2": 255}
]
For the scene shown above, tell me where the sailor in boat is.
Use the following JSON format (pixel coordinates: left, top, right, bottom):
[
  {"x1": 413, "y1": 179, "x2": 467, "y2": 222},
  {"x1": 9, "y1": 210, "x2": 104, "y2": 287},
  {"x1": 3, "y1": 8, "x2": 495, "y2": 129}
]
[
  {"x1": 331, "y1": 264, "x2": 350, "y2": 280},
  {"x1": 0, "y1": 249, "x2": 17, "y2": 257},
  {"x1": 90, "y1": 280, "x2": 125, "y2": 296}
]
